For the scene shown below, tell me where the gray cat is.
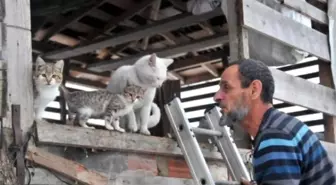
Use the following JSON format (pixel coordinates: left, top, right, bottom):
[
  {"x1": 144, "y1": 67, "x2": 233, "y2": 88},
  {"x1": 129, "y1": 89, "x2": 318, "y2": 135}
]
[{"x1": 59, "y1": 83, "x2": 146, "y2": 133}]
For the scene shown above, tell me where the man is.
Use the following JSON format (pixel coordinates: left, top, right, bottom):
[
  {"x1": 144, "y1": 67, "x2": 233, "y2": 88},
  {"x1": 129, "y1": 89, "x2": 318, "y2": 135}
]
[{"x1": 213, "y1": 58, "x2": 336, "y2": 185}]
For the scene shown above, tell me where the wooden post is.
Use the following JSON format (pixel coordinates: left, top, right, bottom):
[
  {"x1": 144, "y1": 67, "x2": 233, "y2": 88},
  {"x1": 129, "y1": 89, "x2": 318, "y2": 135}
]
[
  {"x1": 221, "y1": 0, "x2": 252, "y2": 149},
  {"x1": 0, "y1": 0, "x2": 32, "y2": 184},
  {"x1": 1, "y1": 0, "x2": 33, "y2": 134},
  {"x1": 319, "y1": 62, "x2": 336, "y2": 142}
]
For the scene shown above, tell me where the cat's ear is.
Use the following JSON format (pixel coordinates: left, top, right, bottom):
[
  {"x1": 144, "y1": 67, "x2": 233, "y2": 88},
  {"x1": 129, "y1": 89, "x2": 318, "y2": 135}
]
[
  {"x1": 163, "y1": 58, "x2": 174, "y2": 67},
  {"x1": 148, "y1": 53, "x2": 157, "y2": 67},
  {"x1": 36, "y1": 56, "x2": 46, "y2": 66},
  {"x1": 54, "y1": 60, "x2": 64, "y2": 71}
]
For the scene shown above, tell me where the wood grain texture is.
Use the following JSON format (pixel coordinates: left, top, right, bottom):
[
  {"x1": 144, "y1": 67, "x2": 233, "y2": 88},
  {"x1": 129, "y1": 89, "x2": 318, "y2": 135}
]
[
  {"x1": 26, "y1": 146, "x2": 108, "y2": 185},
  {"x1": 35, "y1": 122, "x2": 253, "y2": 161},
  {"x1": 43, "y1": 9, "x2": 222, "y2": 60},
  {"x1": 3, "y1": 0, "x2": 30, "y2": 29},
  {"x1": 271, "y1": 67, "x2": 336, "y2": 116},
  {"x1": 2, "y1": 0, "x2": 33, "y2": 135},
  {"x1": 282, "y1": 0, "x2": 327, "y2": 25},
  {"x1": 88, "y1": 34, "x2": 229, "y2": 72},
  {"x1": 241, "y1": 0, "x2": 330, "y2": 61}
]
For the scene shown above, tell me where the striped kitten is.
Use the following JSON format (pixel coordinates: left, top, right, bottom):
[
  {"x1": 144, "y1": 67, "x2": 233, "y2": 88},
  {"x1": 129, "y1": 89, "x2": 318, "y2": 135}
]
[
  {"x1": 59, "y1": 83, "x2": 146, "y2": 132},
  {"x1": 33, "y1": 56, "x2": 64, "y2": 121}
]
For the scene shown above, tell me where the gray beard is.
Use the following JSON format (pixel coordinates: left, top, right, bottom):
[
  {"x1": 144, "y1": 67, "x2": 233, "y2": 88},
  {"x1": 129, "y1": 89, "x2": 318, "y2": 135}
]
[{"x1": 227, "y1": 106, "x2": 249, "y2": 123}]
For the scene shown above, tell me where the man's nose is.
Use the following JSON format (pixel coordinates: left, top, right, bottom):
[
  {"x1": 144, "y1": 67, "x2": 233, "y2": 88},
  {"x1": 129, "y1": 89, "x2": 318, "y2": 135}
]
[{"x1": 213, "y1": 90, "x2": 223, "y2": 103}]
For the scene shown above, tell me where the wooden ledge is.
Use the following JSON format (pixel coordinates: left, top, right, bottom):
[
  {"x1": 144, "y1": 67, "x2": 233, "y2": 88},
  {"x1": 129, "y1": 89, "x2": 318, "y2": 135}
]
[{"x1": 35, "y1": 122, "x2": 250, "y2": 161}]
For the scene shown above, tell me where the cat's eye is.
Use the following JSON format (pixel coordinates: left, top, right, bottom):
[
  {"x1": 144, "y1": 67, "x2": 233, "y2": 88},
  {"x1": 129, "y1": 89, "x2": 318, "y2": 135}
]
[{"x1": 41, "y1": 74, "x2": 46, "y2": 77}]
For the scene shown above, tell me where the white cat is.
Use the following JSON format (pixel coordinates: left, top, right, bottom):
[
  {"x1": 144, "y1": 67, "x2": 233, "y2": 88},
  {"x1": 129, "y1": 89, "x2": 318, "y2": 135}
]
[
  {"x1": 33, "y1": 56, "x2": 64, "y2": 121},
  {"x1": 106, "y1": 53, "x2": 174, "y2": 135}
]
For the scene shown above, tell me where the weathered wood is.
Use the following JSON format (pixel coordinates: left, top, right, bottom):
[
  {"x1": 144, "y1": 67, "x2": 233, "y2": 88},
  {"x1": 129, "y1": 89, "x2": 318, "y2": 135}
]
[
  {"x1": 271, "y1": 67, "x2": 336, "y2": 116},
  {"x1": 26, "y1": 145, "x2": 108, "y2": 185},
  {"x1": 319, "y1": 62, "x2": 336, "y2": 142},
  {"x1": 27, "y1": 168, "x2": 71, "y2": 185},
  {"x1": 241, "y1": 0, "x2": 330, "y2": 61},
  {"x1": 88, "y1": 34, "x2": 229, "y2": 72},
  {"x1": 328, "y1": 0, "x2": 336, "y2": 90},
  {"x1": 86, "y1": 0, "x2": 154, "y2": 40},
  {"x1": 282, "y1": 0, "x2": 327, "y2": 25},
  {"x1": 43, "y1": 8, "x2": 222, "y2": 60},
  {"x1": 11, "y1": 105, "x2": 24, "y2": 185},
  {"x1": 2, "y1": 0, "x2": 33, "y2": 133},
  {"x1": 110, "y1": 175, "x2": 240, "y2": 185},
  {"x1": 35, "y1": 122, "x2": 250, "y2": 161}
]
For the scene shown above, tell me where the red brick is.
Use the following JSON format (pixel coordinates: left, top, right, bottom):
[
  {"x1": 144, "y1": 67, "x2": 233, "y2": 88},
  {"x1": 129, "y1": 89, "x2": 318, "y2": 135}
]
[
  {"x1": 167, "y1": 158, "x2": 192, "y2": 178},
  {"x1": 127, "y1": 154, "x2": 158, "y2": 175}
]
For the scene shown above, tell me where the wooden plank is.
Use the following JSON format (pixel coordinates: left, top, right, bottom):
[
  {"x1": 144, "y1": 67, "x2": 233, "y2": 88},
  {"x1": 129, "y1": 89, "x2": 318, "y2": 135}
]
[
  {"x1": 319, "y1": 62, "x2": 336, "y2": 142},
  {"x1": 3, "y1": 0, "x2": 30, "y2": 29},
  {"x1": 282, "y1": 0, "x2": 327, "y2": 25},
  {"x1": 35, "y1": 122, "x2": 227, "y2": 161},
  {"x1": 26, "y1": 145, "x2": 108, "y2": 185},
  {"x1": 40, "y1": 0, "x2": 106, "y2": 42},
  {"x1": 86, "y1": 0, "x2": 154, "y2": 40},
  {"x1": 43, "y1": 8, "x2": 222, "y2": 60},
  {"x1": 241, "y1": 0, "x2": 330, "y2": 61},
  {"x1": 328, "y1": 0, "x2": 336, "y2": 89},
  {"x1": 271, "y1": 67, "x2": 336, "y2": 116},
  {"x1": 2, "y1": 0, "x2": 33, "y2": 134},
  {"x1": 88, "y1": 34, "x2": 229, "y2": 72},
  {"x1": 110, "y1": 175, "x2": 240, "y2": 185}
]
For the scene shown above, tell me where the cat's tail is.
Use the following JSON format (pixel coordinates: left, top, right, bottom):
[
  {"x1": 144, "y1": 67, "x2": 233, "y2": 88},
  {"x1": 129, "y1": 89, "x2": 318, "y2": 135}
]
[{"x1": 147, "y1": 102, "x2": 161, "y2": 128}]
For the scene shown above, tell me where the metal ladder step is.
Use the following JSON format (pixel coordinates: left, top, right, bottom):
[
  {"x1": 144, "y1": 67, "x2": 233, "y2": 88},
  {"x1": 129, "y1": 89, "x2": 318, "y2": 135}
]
[{"x1": 164, "y1": 97, "x2": 250, "y2": 185}]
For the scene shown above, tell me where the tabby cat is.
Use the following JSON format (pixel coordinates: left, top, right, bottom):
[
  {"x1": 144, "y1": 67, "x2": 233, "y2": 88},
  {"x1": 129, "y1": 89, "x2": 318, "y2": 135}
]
[
  {"x1": 59, "y1": 83, "x2": 146, "y2": 132},
  {"x1": 33, "y1": 56, "x2": 64, "y2": 121}
]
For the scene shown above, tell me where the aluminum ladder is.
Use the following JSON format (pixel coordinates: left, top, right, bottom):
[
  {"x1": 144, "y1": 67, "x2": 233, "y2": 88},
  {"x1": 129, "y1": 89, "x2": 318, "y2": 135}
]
[{"x1": 164, "y1": 97, "x2": 251, "y2": 185}]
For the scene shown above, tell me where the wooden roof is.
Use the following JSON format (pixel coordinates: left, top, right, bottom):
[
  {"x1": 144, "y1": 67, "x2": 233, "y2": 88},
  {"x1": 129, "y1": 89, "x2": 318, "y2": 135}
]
[{"x1": 31, "y1": 0, "x2": 229, "y2": 86}]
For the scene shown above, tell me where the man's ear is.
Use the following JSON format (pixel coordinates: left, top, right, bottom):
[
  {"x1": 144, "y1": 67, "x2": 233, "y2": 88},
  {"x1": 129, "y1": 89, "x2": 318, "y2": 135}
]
[{"x1": 250, "y1": 80, "x2": 262, "y2": 100}]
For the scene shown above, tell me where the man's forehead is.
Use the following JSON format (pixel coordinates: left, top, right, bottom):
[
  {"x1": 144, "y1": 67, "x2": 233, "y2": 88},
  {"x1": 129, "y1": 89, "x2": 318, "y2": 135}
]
[{"x1": 220, "y1": 65, "x2": 239, "y2": 83}]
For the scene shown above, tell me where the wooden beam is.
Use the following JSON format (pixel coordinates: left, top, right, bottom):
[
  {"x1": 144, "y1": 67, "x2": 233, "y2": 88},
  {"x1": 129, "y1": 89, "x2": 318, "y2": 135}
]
[
  {"x1": 271, "y1": 67, "x2": 336, "y2": 116},
  {"x1": 40, "y1": 0, "x2": 106, "y2": 42},
  {"x1": 281, "y1": 0, "x2": 328, "y2": 25},
  {"x1": 35, "y1": 122, "x2": 225, "y2": 161},
  {"x1": 241, "y1": 0, "x2": 330, "y2": 61},
  {"x1": 110, "y1": 175, "x2": 240, "y2": 185},
  {"x1": 3, "y1": 0, "x2": 33, "y2": 133},
  {"x1": 43, "y1": 8, "x2": 223, "y2": 60},
  {"x1": 201, "y1": 63, "x2": 219, "y2": 77},
  {"x1": 88, "y1": 34, "x2": 229, "y2": 72},
  {"x1": 319, "y1": 62, "x2": 336, "y2": 142},
  {"x1": 26, "y1": 145, "x2": 108, "y2": 185},
  {"x1": 328, "y1": 0, "x2": 336, "y2": 88},
  {"x1": 86, "y1": 0, "x2": 154, "y2": 40}
]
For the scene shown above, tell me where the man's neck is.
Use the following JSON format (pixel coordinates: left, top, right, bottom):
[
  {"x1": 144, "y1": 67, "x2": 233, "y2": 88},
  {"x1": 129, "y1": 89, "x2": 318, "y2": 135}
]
[{"x1": 242, "y1": 102, "x2": 273, "y2": 138}]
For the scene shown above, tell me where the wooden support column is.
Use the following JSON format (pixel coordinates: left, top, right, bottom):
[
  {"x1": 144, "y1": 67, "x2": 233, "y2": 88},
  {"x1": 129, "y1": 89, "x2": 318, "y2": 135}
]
[
  {"x1": 221, "y1": 0, "x2": 252, "y2": 149},
  {"x1": 319, "y1": 62, "x2": 336, "y2": 142},
  {"x1": 2, "y1": 0, "x2": 33, "y2": 134},
  {"x1": 0, "y1": 0, "x2": 32, "y2": 184}
]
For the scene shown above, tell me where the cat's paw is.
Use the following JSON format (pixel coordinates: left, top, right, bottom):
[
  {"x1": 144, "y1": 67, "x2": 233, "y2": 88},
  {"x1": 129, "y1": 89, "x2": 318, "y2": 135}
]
[
  {"x1": 105, "y1": 124, "x2": 115, "y2": 131},
  {"x1": 115, "y1": 127, "x2": 125, "y2": 133},
  {"x1": 140, "y1": 128, "x2": 151, "y2": 136},
  {"x1": 128, "y1": 123, "x2": 138, "y2": 133}
]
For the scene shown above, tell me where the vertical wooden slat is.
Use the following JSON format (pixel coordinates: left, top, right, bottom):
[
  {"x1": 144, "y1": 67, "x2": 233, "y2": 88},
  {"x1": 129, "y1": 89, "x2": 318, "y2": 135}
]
[{"x1": 319, "y1": 62, "x2": 336, "y2": 142}]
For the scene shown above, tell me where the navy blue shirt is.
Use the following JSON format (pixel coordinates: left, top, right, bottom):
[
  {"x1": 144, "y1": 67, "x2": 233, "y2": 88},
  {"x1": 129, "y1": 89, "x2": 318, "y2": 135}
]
[{"x1": 252, "y1": 107, "x2": 336, "y2": 185}]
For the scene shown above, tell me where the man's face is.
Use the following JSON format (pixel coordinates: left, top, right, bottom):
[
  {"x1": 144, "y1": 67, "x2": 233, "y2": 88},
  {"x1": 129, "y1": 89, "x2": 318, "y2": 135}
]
[{"x1": 213, "y1": 65, "x2": 251, "y2": 122}]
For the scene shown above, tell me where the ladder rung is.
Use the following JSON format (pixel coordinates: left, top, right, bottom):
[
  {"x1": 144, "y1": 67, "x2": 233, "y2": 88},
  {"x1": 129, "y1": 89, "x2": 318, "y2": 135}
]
[
  {"x1": 215, "y1": 181, "x2": 241, "y2": 185},
  {"x1": 191, "y1": 127, "x2": 222, "y2": 137}
]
